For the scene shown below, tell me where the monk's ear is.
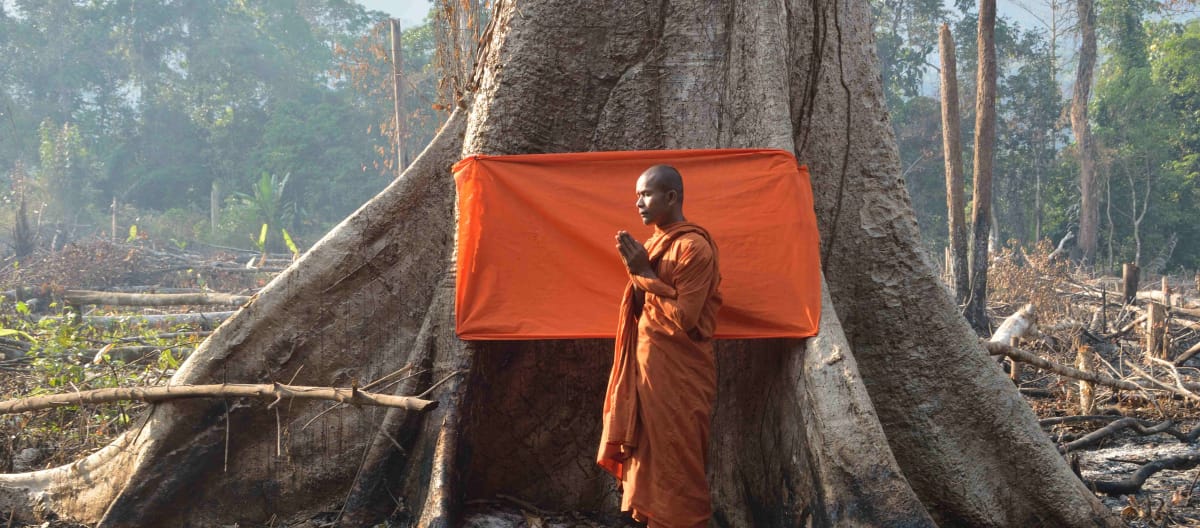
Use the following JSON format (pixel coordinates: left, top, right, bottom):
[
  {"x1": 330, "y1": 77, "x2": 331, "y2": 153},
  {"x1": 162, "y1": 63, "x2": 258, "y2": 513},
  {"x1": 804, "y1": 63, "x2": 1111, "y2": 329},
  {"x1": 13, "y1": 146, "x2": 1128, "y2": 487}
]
[{"x1": 667, "y1": 189, "x2": 679, "y2": 206}]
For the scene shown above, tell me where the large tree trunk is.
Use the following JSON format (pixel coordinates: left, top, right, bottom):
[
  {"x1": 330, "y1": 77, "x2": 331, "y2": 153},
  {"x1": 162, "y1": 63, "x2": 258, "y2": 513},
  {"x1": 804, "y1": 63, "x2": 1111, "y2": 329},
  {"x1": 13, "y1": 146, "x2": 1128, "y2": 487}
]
[
  {"x1": 1073, "y1": 0, "x2": 1099, "y2": 265},
  {"x1": 0, "y1": 1, "x2": 1117, "y2": 527},
  {"x1": 938, "y1": 23, "x2": 969, "y2": 305}
]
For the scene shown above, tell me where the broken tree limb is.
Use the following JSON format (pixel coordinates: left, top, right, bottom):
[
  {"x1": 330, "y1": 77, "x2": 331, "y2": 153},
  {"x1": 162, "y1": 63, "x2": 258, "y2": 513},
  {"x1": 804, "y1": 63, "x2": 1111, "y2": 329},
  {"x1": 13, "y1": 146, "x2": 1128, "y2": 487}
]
[
  {"x1": 0, "y1": 383, "x2": 437, "y2": 415},
  {"x1": 1049, "y1": 231, "x2": 1075, "y2": 261},
  {"x1": 1039, "y1": 415, "x2": 1124, "y2": 427},
  {"x1": 43, "y1": 311, "x2": 236, "y2": 329},
  {"x1": 1174, "y1": 341, "x2": 1200, "y2": 367},
  {"x1": 61, "y1": 290, "x2": 251, "y2": 307},
  {"x1": 984, "y1": 342, "x2": 1140, "y2": 392},
  {"x1": 1060, "y1": 418, "x2": 1175, "y2": 453},
  {"x1": 983, "y1": 342, "x2": 1200, "y2": 402},
  {"x1": 1085, "y1": 453, "x2": 1200, "y2": 496},
  {"x1": 1105, "y1": 314, "x2": 1147, "y2": 340}
]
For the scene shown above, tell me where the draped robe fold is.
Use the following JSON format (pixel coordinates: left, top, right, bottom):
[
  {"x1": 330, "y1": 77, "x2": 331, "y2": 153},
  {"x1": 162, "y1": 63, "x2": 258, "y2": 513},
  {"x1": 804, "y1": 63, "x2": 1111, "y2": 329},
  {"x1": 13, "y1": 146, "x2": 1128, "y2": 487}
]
[{"x1": 598, "y1": 222, "x2": 722, "y2": 528}]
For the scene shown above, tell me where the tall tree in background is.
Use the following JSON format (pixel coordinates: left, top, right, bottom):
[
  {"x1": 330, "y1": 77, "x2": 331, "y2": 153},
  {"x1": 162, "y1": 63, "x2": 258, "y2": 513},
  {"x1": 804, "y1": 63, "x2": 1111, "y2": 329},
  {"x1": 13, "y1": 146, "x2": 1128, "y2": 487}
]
[
  {"x1": 1072, "y1": 0, "x2": 1100, "y2": 265},
  {"x1": 0, "y1": 0, "x2": 1118, "y2": 526},
  {"x1": 939, "y1": 23, "x2": 969, "y2": 304},
  {"x1": 966, "y1": 0, "x2": 998, "y2": 331}
]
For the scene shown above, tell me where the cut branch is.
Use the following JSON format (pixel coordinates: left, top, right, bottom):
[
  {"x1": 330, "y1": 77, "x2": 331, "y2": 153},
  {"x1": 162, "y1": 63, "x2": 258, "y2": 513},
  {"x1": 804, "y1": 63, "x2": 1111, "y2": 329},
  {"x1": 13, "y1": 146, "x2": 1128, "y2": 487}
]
[{"x1": 0, "y1": 383, "x2": 437, "y2": 415}]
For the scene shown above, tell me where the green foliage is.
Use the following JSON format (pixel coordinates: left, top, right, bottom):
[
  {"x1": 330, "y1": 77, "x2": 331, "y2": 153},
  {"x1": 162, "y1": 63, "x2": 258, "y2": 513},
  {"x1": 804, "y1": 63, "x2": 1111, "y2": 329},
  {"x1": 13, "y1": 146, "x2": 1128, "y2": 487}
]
[
  {"x1": 0, "y1": 0, "x2": 436, "y2": 248},
  {"x1": 871, "y1": 0, "x2": 949, "y2": 108},
  {"x1": 879, "y1": 0, "x2": 1200, "y2": 270},
  {"x1": 0, "y1": 304, "x2": 203, "y2": 462}
]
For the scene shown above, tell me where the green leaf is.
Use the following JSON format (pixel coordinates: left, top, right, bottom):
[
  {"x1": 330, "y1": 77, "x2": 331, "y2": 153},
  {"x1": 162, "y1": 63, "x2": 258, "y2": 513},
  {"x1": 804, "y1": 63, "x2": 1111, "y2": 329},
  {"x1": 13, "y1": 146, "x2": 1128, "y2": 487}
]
[
  {"x1": 258, "y1": 223, "x2": 269, "y2": 248},
  {"x1": 0, "y1": 328, "x2": 35, "y2": 341},
  {"x1": 15, "y1": 301, "x2": 30, "y2": 315},
  {"x1": 127, "y1": 224, "x2": 138, "y2": 242},
  {"x1": 281, "y1": 228, "x2": 299, "y2": 257}
]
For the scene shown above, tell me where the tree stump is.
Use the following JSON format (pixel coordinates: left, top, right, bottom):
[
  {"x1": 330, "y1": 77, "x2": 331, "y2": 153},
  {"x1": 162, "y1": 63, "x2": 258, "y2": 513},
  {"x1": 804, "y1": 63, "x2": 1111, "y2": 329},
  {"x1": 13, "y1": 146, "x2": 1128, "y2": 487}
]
[
  {"x1": 1123, "y1": 263, "x2": 1139, "y2": 305},
  {"x1": 1076, "y1": 346, "x2": 1096, "y2": 415},
  {"x1": 1147, "y1": 302, "x2": 1168, "y2": 360}
]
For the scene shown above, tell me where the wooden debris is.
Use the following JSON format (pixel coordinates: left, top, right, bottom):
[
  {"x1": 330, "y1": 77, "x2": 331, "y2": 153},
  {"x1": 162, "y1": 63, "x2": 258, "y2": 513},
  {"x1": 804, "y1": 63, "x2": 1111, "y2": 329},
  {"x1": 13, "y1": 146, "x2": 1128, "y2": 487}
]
[
  {"x1": 0, "y1": 382, "x2": 438, "y2": 415},
  {"x1": 60, "y1": 289, "x2": 251, "y2": 307},
  {"x1": 1087, "y1": 453, "x2": 1200, "y2": 496}
]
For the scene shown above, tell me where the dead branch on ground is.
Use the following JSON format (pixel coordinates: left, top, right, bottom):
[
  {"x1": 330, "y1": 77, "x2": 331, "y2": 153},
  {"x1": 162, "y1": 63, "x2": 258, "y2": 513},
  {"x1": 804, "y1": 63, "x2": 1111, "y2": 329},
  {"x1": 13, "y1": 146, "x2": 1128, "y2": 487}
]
[
  {"x1": 1085, "y1": 453, "x2": 1200, "y2": 496},
  {"x1": 0, "y1": 382, "x2": 437, "y2": 415}
]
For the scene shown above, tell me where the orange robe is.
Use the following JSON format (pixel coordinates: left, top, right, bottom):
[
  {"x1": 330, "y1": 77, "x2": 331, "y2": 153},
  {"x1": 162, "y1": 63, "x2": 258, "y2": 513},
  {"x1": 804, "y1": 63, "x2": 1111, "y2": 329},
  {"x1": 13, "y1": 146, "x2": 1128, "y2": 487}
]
[{"x1": 598, "y1": 222, "x2": 722, "y2": 528}]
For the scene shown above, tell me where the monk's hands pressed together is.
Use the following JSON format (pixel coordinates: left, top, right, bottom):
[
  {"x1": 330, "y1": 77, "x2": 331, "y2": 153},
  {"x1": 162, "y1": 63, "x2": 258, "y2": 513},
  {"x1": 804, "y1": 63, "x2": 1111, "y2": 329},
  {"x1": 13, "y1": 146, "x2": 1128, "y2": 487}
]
[{"x1": 615, "y1": 231, "x2": 653, "y2": 277}]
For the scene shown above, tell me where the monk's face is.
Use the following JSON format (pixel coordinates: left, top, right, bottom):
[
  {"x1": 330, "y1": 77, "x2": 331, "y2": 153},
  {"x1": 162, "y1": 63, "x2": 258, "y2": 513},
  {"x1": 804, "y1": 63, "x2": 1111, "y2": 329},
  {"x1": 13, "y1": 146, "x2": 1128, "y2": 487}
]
[{"x1": 635, "y1": 173, "x2": 677, "y2": 226}]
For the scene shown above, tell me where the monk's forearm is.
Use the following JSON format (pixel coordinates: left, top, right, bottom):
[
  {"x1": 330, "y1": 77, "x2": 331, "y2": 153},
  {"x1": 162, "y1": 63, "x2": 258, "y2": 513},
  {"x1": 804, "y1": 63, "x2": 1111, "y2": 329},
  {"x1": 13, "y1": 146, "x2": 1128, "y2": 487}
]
[{"x1": 631, "y1": 274, "x2": 676, "y2": 299}]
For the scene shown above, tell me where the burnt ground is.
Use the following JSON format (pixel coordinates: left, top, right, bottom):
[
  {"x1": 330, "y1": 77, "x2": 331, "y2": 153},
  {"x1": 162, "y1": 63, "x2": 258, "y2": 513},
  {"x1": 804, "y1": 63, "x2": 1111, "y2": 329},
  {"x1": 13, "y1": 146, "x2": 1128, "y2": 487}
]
[{"x1": 1, "y1": 238, "x2": 1199, "y2": 526}]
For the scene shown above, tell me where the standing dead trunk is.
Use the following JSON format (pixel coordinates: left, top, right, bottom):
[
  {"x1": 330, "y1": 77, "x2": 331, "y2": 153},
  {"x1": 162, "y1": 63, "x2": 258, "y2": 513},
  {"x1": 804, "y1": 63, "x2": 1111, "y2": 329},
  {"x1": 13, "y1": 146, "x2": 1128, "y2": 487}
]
[
  {"x1": 1073, "y1": 0, "x2": 1099, "y2": 265},
  {"x1": 938, "y1": 23, "x2": 969, "y2": 305},
  {"x1": 1077, "y1": 346, "x2": 1097, "y2": 415},
  {"x1": 965, "y1": 0, "x2": 998, "y2": 333},
  {"x1": 390, "y1": 18, "x2": 406, "y2": 173},
  {"x1": 1147, "y1": 302, "x2": 1167, "y2": 360},
  {"x1": 1123, "y1": 263, "x2": 1140, "y2": 304},
  {"x1": 0, "y1": 1, "x2": 1118, "y2": 527}
]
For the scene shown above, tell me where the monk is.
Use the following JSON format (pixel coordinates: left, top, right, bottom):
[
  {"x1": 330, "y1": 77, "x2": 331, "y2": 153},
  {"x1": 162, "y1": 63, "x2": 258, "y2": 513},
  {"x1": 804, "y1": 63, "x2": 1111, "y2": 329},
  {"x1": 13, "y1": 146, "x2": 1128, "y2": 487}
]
[{"x1": 598, "y1": 164, "x2": 722, "y2": 528}]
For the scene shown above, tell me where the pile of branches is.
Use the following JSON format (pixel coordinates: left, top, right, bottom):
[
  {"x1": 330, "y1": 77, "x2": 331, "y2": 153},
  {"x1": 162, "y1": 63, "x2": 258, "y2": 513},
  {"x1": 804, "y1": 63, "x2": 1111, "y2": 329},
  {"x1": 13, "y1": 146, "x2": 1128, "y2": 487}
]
[
  {"x1": 984, "y1": 246, "x2": 1200, "y2": 511},
  {"x1": 0, "y1": 237, "x2": 295, "y2": 301}
]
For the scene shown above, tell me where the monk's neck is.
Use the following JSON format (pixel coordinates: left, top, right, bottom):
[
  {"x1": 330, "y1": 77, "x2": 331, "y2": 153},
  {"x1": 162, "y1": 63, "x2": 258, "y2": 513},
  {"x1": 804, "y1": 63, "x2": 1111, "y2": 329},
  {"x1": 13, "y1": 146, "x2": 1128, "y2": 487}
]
[{"x1": 653, "y1": 217, "x2": 688, "y2": 234}]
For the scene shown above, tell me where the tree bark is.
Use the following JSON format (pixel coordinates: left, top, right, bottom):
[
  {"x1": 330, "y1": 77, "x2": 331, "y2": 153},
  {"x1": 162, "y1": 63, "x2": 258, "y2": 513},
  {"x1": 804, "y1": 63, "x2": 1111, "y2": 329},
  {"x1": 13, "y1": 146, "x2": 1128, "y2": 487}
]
[
  {"x1": 938, "y1": 23, "x2": 969, "y2": 305},
  {"x1": 1147, "y1": 301, "x2": 1167, "y2": 360},
  {"x1": 1073, "y1": 0, "x2": 1099, "y2": 264},
  {"x1": 965, "y1": 0, "x2": 997, "y2": 333},
  {"x1": 0, "y1": 1, "x2": 1118, "y2": 527},
  {"x1": 1123, "y1": 262, "x2": 1139, "y2": 304}
]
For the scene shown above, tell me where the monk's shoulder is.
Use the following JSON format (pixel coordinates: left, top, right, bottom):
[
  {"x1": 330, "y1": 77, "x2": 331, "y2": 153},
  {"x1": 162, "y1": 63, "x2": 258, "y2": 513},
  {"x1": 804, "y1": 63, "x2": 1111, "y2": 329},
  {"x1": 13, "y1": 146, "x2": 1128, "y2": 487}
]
[{"x1": 673, "y1": 232, "x2": 714, "y2": 257}]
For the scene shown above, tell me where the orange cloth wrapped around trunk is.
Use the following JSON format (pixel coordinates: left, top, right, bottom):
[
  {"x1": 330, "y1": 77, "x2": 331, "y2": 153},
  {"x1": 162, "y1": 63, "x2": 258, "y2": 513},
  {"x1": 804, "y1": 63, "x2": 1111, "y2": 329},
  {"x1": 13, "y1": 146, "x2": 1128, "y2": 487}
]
[
  {"x1": 598, "y1": 222, "x2": 722, "y2": 527},
  {"x1": 453, "y1": 148, "x2": 820, "y2": 340}
]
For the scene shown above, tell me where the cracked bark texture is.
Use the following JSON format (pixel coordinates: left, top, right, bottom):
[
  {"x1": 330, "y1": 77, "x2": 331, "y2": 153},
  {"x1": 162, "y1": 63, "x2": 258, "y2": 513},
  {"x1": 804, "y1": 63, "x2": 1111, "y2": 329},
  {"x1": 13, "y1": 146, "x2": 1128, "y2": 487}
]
[{"x1": 0, "y1": 0, "x2": 1117, "y2": 527}]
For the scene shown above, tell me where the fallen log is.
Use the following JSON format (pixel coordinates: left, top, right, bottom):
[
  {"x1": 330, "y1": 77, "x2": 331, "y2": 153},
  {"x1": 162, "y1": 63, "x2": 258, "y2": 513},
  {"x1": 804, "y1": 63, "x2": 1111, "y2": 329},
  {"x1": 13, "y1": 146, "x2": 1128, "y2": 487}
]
[
  {"x1": 1137, "y1": 291, "x2": 1200, "y2": 310},
  {"x1": 43, "y1": 311, "x2": 236, "y2": 330},
  {"x1": 61, "y1": 289, "x2": 250, "y2": 307},
  {"x1": 151, "y1": 264, "x2": 288, "y2": 274},
  {"x1": 0, "y1": 382, "x2": 437, "y2": 415},
  {"x1": 1085, "y1": 453, "x2": 1200, "y2": 496}
]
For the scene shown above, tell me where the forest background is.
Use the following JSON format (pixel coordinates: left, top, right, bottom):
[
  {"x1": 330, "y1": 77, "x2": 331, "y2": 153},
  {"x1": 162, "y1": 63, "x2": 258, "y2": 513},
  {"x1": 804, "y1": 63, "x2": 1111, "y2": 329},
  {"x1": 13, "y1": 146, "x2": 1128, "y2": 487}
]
[{"x1": 1, "y1": 0, "x2": 1199, "y2": 273}]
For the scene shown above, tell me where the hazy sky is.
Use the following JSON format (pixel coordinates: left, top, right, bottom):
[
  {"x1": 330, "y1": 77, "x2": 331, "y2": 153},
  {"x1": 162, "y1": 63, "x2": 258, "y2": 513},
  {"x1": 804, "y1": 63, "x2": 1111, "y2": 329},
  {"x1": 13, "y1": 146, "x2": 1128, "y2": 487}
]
[{"x1": 357, "y1": 0, "x2": 434, "y2": 26}]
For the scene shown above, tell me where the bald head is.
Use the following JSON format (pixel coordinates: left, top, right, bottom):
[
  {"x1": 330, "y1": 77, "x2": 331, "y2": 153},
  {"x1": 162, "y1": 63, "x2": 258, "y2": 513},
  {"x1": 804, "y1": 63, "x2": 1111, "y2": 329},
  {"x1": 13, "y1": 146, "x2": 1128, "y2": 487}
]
[
  {"x1": 635, "y1": 165, "x2": 686, "y2": 227},
  {"x1": 640, "y1": 164, "x2": 684, "y2": 202}
]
